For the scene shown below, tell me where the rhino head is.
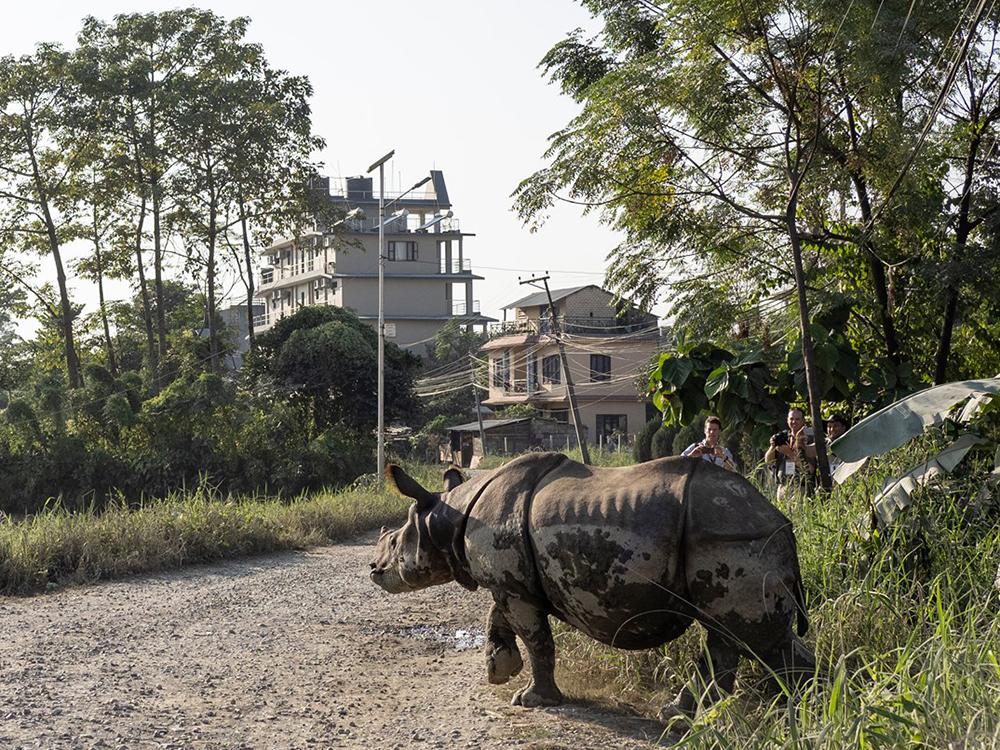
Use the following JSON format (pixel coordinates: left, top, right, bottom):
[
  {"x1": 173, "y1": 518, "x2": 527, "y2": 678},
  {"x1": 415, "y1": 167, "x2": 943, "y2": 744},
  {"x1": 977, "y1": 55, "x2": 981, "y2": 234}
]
[{"x1": 369, "y1": 464, "x2": 469, "y2": 594}]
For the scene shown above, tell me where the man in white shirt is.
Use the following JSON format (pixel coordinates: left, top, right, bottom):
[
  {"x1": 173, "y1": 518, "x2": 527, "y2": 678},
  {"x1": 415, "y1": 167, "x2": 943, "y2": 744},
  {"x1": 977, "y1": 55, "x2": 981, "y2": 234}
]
[{"x1": 682, "y1": 416, "x2": 738, "y2": 472}]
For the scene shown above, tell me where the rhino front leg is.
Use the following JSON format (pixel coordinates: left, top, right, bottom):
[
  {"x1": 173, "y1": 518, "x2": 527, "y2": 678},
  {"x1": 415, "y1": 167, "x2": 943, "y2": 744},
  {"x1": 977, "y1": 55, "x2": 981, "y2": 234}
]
[
  {"x1": 496, "y1": 596, "x2": 563, "y2": 708},
  {"x1": 485, "y1": 602, "x2": 524, "y2": 685},
  {"x1": 660, "y1": 634, "x2": 740, "y2": 722}
]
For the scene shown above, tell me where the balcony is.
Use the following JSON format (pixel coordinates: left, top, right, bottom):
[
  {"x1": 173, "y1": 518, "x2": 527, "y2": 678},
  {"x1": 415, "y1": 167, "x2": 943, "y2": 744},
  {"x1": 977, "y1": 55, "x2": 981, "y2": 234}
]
[
  {"x1": 439, "y1": 258, "x2": 472, "y2": 274},
  {"x1": 490, "y1": 378, "x2": 567, "y2": 400},
  {"x1": 452, "y1": 300, "x2": 481, "y2": 316},
  {"x1": 258, "y1": 261, "x2": 334, "y2": 292},
  {"x1": 338, "y1": 216, "x2": 462, "y2": 234},
  {"x1": 488, "y1": 316, "x2": 658, "y2": 339}
]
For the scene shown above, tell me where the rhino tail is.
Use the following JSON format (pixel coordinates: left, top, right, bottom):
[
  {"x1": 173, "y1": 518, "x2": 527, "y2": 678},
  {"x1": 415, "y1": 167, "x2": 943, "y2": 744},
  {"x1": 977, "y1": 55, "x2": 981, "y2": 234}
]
[{"x1": 789, "y1": 527, "x2": 809, "y2": 637}]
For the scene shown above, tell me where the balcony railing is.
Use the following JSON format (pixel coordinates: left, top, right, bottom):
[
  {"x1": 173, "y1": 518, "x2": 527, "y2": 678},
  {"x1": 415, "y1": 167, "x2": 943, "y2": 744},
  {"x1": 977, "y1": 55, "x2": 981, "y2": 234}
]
[
  {"x1": 440, "y1": 258, "x2": 472, "y2": 274},
  {"x1": 488, "y1": 316, "x2": 658, "y2": 339},
  {"x1": 452, "y1": 300, "x2": 481, "y2": 316},
  {"x1": 492, "y1": 378, "x2": 542, "y2": 396},
  {"x1": 338, "y1": 216, "x2": 462, "y2": 234},
  {"x1": 259, "y1": 262, "x2": 334, "y2": 288}
]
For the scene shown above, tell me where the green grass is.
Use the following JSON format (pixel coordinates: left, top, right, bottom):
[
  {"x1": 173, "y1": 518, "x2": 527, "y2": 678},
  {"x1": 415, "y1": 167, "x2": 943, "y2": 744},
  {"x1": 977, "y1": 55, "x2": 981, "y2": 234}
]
[{"x1": 0, "y1": 471, "x2": 437, "y2": 596}]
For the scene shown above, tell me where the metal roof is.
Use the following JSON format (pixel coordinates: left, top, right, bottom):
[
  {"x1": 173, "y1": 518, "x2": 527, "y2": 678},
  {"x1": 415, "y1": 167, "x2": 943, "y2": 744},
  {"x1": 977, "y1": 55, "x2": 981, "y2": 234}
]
[
  {"x1": 503, "y1": 285, "x2": 597, "y2": 310},
  {"x1": 447, "y1": 417, "x2": 532, "y2": 432}
]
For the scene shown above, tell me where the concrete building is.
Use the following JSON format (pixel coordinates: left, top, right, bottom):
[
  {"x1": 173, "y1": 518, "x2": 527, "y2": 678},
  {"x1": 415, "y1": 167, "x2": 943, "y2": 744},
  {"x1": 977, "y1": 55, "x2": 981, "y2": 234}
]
[
  {"x1": 253, "y1": 171, "x2": 494, "y2": 354},
  {"x1": 482, "y1": 285, "x2": 661, "y2": 444},
  {"x1": 219, "y1": 300, "x2": 264, "y2": 370}
]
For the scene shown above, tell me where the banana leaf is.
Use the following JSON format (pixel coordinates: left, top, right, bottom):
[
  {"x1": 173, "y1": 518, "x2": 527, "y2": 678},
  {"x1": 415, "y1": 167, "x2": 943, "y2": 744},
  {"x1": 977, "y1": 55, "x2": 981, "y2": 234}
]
[
  {"x1": 871, "y1": 434, "x2": 985, "y2": 528},
  {"x1": 833, "y1": 456, "x2": 869, "y2": 485},
  {"x1": 831, "y1": 378, "x2": 1000, "y2": 462}
]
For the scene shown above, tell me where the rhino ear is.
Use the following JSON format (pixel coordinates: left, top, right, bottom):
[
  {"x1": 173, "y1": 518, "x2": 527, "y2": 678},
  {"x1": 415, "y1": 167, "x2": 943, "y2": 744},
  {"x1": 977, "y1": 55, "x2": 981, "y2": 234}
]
[
  {"x1": 386, "y1": 464, "x2": 437, "y2": 511},
  {"x1": 442, "y1": 466, "x2": 465, "y2": 492}
]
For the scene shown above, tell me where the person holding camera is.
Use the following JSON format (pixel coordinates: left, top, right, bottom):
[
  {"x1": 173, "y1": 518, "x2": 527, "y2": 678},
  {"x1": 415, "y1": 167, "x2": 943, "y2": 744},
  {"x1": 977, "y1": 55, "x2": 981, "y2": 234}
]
[
  {"x1": 682, "y1": 415, "x2": 738, "y2": 472},
  {"x1": 765, "y1": 407, "x2": 816, "y2": 496}
]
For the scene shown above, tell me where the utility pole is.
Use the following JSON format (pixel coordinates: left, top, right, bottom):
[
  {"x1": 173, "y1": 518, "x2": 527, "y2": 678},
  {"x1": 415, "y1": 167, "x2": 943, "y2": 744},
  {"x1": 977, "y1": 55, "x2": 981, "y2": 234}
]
[
  {"x1": 368, "y1": 149, "x2": 394, "y2": 486},
  {"x1": 471, "y1": 354, "x2": 488, "y2": 460},
  {"x1": 519, "y1": 274, "x2": 590, "y2": 465}
]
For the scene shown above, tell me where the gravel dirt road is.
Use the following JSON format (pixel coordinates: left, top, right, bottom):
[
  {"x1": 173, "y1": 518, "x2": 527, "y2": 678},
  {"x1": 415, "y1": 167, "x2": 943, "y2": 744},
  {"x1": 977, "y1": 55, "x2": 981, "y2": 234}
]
[{"x1": 0, "y1": 532, "x2": 669, "y2": 749}]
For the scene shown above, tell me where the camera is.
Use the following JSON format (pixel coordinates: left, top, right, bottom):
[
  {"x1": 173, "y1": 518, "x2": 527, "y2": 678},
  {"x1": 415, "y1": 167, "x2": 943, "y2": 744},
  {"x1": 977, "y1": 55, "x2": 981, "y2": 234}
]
[{"x1": 771, "y1": 432, "x2": 787, "y2": 447}]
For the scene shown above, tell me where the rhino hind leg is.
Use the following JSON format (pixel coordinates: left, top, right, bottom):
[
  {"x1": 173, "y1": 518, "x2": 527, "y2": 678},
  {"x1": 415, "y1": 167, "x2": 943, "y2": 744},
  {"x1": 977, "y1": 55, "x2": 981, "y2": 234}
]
[
  {"x1": 660, "y1": 634, "x2": 740, "y2": 722},
  {"x1": 494, "y1": 595, "x2": 563, "y2": 708},
  {"x1": 759, "y1": 633, "x2": 817, "y2": 696},
  {"x1": 485, "y1": 603, "x2": 524, "y2": 685}
]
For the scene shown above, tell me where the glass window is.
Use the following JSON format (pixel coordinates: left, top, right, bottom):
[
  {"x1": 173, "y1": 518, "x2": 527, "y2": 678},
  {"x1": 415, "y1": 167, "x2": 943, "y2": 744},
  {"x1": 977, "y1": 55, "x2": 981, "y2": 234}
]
[
  {"x1": 387, "y1": 241, "x2": 418, "y2": 261},
  {"x1": 492, "y1": 353, "x2": 510, "y2": 388},
  {"x1": 542, "y1": 355, "x2": 561, "y2": 384},
  {"x1": 596, "y1": 414, "x2": 627, "y2": 438},
  {"x1": 590, "y1": 354, "x2": 611, "y2": 382}
]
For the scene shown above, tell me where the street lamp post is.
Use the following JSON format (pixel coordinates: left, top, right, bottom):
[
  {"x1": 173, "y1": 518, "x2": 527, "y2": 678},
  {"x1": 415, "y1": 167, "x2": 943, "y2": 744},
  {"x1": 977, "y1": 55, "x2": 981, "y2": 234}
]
[
  {"x1": 366, "y1": 151, "x2": 432, "y2": 485},
  {"x1": 367, "y1": 150, "x2": 394, "y2": 486}
]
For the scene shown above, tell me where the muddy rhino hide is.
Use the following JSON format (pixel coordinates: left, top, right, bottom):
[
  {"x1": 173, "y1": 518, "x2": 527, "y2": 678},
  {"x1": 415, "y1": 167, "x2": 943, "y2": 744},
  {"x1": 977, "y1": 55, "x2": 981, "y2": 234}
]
[
  {"x1": 457, "y1": 452, "x2": 571, "y2": 606},
  {"x1": 385, "y1": 464, "x2": 484, "y2": 591}
]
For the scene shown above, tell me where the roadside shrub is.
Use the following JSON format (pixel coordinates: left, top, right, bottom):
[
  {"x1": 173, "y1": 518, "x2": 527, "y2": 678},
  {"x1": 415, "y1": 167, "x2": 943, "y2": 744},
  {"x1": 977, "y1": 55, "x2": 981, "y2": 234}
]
[
  {"x1": 651, "y1": 423, "x2": 679, "y2": 458},
  {"x1": 633, "y1": 417, "x2": 662, "y2": 462}
]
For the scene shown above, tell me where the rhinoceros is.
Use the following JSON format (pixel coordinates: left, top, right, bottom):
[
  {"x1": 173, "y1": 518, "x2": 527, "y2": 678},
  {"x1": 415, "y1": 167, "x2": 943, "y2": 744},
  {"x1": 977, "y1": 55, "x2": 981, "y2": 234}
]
[{"x1": 369, "y1": 452, "x2": 816, "y2": 719}]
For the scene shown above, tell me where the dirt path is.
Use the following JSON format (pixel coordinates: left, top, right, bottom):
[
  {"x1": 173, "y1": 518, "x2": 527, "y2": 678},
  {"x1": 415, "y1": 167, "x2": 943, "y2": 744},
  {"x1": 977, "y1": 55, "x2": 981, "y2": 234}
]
[{"x1": 0, "y1": 532, "x2": 669, "y2": 749}]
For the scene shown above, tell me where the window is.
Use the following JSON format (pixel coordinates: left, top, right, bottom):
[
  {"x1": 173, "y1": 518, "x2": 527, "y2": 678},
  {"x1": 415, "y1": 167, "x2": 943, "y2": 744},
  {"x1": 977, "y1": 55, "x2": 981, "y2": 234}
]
[
  {"x1": 492, "y1": 352, "x2": 510, "y2": 388},
  {"x1": 590, "y1": 354, "x2": 611, "y2": 381},
  {"x1": 526, "y1": 354, "x2": 538, "y2": 392},
  {"x1": 542, "y1": 355, "x2": 561, "y2": 384},
  {"x1": 387, "y1": 241, "x2": 417, "y2": 261},
  {"x1": 596, "y1": 414, "x2": 627, "y2": 438}
]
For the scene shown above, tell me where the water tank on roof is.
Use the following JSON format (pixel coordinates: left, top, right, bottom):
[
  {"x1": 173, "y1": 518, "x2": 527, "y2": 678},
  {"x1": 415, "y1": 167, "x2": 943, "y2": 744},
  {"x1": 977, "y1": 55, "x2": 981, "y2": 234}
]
[{"x1": 346, "y1": 176, "x2": 373, "y2": 200}]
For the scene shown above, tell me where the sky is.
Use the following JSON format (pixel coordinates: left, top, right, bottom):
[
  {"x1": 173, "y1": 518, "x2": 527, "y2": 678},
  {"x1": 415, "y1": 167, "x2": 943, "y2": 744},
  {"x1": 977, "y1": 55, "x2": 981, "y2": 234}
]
[{"x1": 3, "y1": 0, "x2": 633, "y2": 338}]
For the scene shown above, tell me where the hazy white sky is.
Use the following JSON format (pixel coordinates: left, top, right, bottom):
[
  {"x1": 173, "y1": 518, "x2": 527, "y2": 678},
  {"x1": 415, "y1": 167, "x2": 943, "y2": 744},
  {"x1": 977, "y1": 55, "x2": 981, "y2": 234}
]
[{"x1": 3, "y1": 0, "x2": 631, "y2": 337}]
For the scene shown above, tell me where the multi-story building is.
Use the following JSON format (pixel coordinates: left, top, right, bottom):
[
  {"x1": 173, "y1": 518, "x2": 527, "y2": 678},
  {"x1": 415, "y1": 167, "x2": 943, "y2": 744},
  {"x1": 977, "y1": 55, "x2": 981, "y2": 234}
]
[
  {"x1": 482, "y1": 285, "x2": 661, "y2": 443},
  {"x1": 253, "y1": 170, "x2": 494, "y2": 353}
]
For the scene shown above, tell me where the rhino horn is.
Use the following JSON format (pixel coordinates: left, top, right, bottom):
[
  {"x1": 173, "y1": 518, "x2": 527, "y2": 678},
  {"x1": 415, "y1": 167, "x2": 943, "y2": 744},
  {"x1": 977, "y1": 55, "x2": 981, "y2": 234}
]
[
  {"x1": 442, "y1": 466, "x2": 465, "y2": 491},
  {"x1": 385, "y1": 464, "x2": 437, "y2": 511}
]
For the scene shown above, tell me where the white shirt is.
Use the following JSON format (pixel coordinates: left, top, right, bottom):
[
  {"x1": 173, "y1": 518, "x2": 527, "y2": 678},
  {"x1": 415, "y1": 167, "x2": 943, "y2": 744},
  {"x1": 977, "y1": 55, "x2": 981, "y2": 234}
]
[{"x1": 682, "y1": 442, "x2": 735, "y2": 469}]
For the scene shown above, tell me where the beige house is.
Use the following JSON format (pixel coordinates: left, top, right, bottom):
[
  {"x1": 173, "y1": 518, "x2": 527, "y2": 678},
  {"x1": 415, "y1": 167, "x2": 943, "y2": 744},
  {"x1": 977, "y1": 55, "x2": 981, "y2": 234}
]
[
  {"x1": 482, "y1": 285, "x2": 661, "y2": 444},
  {"x1": 254, "y1": 171, "x2": 494, "y2": 353}
]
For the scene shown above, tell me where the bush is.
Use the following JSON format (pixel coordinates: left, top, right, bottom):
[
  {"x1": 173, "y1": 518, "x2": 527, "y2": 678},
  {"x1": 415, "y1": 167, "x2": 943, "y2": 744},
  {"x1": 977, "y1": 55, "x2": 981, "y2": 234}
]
[
  {"x1": 650, "y1": 423, "x2": 679, "y2": 458},
  {"x1": 634, "y1": 417, "x2": 662, "y2": 462}
]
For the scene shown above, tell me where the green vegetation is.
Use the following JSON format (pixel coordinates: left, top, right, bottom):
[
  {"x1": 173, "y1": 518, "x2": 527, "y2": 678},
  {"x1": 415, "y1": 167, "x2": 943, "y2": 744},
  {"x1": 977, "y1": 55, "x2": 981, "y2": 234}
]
[
  {"x1": 518, "y1": 1, "x2": 1000, "y2": 487},
  {"x1": 0, "y1": 463, "x2": 445, "y2": 596}
]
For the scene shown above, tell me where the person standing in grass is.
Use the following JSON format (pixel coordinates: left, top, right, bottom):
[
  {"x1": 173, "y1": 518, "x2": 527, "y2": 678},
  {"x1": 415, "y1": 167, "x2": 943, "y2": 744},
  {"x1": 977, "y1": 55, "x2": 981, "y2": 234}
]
[
  {"x1": 765, "y1": 407, "x2": 816, "y2": 498},
  {"x1": 682, "y1": 415, "x2": 738, "y2": 472}
]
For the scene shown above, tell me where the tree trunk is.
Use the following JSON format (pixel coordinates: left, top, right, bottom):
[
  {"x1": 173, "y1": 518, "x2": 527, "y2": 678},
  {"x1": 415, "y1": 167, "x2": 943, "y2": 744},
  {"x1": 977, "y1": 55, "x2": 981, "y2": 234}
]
[
  {"x1": 93, "y1": 216, "x2": 118, "y2": 376},
  {"x1": 239, "y1": 199, "x2": 256, "y2": 352},
  {"x1": 843, "y1": 93, "x2": 901, "y2": 364},
  {"x1": 133, "y1": 194, "x2": 158, "y2": 383},
  {"x1": 849, "y1": 174, "x2": 901, "y2": 365},
  {"x1": 933, "y1": 129, "x2": 981, "y2": 384},
  {"x1": 787, "y1": 199, "x2": 832, "y2": 490},
  {"x1": 26, "y1": 126, "x2": 81, "y2": 388},
  {"x1": 152, "y1": 177, "x2": 168, "y2": 357},
  {"x1": 207, "y1": 164, "x2": 219, "y2": 372}
]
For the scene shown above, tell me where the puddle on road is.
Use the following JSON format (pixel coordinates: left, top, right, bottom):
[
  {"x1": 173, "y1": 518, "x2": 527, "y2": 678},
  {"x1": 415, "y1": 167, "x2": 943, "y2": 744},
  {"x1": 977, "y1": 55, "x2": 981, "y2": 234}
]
[{"x1": 396, "y1": 625, "x2": 485, "y2": 651}]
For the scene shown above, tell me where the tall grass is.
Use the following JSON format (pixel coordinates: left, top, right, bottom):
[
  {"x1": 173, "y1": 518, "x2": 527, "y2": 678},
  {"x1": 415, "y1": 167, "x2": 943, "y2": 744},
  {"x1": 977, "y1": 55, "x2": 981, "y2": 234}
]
[{"x1": 0, "y1": 473, "x2": 429, "y2": 596}]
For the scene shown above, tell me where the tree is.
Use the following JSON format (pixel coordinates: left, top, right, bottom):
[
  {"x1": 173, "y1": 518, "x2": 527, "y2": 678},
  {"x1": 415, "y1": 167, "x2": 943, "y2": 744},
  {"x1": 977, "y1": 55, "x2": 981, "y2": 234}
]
[
  {"x1": 0, "y1": 47, "x2": 84, "y2": 387},
  {"x1": 515, "y1": 0, "x2": 992, "y2": 486},
  {"x1": 249, "y1": 306, "x2": 420, "y2": 435}
]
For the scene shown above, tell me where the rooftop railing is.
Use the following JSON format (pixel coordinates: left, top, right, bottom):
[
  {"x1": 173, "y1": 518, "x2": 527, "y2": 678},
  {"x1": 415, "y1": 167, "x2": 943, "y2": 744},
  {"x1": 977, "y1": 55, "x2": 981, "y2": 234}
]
[{"x1": 488, "y1": 316, "x2": 659, "y2": 339}]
